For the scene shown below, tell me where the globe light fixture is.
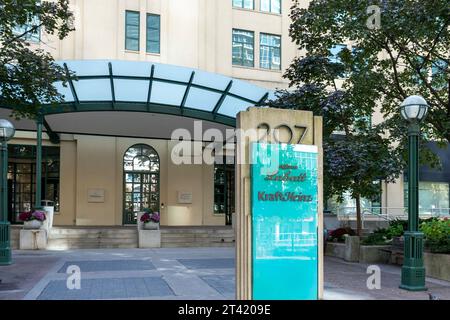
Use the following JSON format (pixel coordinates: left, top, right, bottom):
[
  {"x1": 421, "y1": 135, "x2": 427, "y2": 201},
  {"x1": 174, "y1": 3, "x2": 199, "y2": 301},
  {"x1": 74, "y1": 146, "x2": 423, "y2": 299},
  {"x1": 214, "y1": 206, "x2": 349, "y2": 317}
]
[
  {"x1": 399, "y1": 95, "x2": 429, "y2": 123},
  {"x1": 0, "y1": 119, "x2": 15, "y2": 265},
  {"x1": 0, "y1": 119, "x2": 15, "y2": 142}
]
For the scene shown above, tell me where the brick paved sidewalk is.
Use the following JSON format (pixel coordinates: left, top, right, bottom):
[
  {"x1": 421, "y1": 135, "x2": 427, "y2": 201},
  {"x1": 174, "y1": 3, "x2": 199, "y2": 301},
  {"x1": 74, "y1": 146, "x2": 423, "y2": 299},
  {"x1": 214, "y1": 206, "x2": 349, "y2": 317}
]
[{"x1": 0, "y1": 248, "x2": 448, "y2": 300}]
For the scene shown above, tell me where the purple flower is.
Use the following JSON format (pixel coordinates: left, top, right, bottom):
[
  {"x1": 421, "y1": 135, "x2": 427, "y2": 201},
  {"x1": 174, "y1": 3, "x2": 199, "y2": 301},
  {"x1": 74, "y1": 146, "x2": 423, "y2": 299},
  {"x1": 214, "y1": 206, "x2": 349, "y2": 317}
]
[
  {"x1": 150, "y1": 212, "x2": 160, "y2": 223},
  {"x1": 32, "y1": 211, "x2": 46, "y2": 221}
]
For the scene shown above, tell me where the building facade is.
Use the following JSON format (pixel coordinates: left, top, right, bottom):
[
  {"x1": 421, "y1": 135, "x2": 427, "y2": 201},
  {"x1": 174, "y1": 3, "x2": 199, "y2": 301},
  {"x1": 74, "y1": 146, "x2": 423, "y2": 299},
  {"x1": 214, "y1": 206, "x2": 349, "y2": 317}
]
[{"x1": 2, "y1": 0, "x2": 449, "y2": 229}]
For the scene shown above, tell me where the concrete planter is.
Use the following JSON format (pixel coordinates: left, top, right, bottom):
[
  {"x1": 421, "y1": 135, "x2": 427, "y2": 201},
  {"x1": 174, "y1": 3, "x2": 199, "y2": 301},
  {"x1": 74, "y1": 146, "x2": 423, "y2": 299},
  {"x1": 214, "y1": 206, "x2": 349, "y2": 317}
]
[
  {"x1": 138, "y1": 230, "x2": 161, "y2": 248},
  {"x1": 359, "y1": 245, "x2": 391, "y2": 264},
  {"x1": 325, "y1": 240, "x2": 391, "y2": 264},
  {"x1": 424, "y1": 252, "x2": 450, "y2": 282},
  {"x1": 23, "y1": 220, "x2": 43, "y2": 230},
  {"x1": 136, "y1": 212, "x2": 161, "y2": 248},
  {"x1": 325, "y1": 242, "x2": 345, "y2": 259},
  {"x1": 143, "y1": 221, "x2": 159, "y2": 230},
  {"x1": 19, "y1": 229, "x2": 47, "y2": 250}
]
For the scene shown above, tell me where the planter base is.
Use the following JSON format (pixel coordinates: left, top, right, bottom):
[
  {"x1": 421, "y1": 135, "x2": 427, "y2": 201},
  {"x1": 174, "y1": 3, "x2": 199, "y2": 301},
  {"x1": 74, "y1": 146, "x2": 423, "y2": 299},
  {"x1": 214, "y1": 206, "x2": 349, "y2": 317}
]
[
  {"x1": 138, "y1": 230, "x2": 161, "y2": 248},
  {"x1": 19, "y1": 230, "x2": 47, "y2": 250}
]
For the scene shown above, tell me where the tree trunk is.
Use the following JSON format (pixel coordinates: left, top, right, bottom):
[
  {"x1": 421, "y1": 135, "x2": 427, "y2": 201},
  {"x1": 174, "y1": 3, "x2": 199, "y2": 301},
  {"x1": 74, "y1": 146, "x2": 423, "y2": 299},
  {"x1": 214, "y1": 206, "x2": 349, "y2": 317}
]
[{"x1": 355, "y1": 194, "x2": 362, "y2": 237}]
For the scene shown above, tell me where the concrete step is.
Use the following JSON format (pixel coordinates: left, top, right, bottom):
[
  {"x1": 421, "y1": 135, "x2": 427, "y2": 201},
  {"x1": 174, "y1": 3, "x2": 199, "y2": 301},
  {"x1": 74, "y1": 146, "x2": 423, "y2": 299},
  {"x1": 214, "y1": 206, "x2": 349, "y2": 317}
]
[
  {"x1": 161, "y1": 242, "x2": 235, "y2": 248},
  {"x1": 160, "y1": 226, "x2": 235, "y2": 248},
  {"x1": 44, "y1": 227, "x2": 139, "y2": 249}
]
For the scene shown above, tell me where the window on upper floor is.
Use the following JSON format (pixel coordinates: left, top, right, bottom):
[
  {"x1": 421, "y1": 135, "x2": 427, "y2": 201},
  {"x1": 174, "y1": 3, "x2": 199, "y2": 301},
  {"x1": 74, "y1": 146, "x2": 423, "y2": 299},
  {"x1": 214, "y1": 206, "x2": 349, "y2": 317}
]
[
  {"x1": 146, "y1": 14, "x2": 160, "y2": 54},
  {"x1": 261, "y1": 0, "x2": 281, "y2": 14},
  {"x1": 260, "y1": 33, "x2": 281, "y2": 70},
  {"x1": 232, "y1": 29, "x2": 254, "y2": 67},
  {"x1": 125, "y1": 11, "x2": 140, "y2": 51},
  {"x1": 233, "y1": 0, "x2": 254, "y2": 10}
]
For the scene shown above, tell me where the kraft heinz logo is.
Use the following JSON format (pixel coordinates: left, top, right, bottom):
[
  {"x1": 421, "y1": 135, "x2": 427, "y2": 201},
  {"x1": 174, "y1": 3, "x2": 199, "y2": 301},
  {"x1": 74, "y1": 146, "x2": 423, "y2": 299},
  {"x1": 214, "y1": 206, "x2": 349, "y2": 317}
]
[{"x1": 257, "y1": 191, "x2": 313, "y2": 202}]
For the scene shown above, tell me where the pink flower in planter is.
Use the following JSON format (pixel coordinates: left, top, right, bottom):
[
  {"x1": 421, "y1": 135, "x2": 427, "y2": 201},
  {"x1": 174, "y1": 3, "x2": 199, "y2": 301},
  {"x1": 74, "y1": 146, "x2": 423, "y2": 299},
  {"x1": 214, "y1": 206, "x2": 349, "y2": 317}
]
[{"x1": 19, "y1": 211, "x2": 32, "y2": 222}]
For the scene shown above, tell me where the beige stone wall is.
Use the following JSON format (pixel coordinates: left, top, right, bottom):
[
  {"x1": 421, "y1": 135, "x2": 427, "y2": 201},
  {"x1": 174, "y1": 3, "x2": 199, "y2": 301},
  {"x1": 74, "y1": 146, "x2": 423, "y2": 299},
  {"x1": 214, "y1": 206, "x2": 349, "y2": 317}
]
[
  {"x1": 8, "y1": 132, "x2": 223, "y2": 226},
  {"x1": 33, "y1": 0, "x2": 300, "y2": 90}
]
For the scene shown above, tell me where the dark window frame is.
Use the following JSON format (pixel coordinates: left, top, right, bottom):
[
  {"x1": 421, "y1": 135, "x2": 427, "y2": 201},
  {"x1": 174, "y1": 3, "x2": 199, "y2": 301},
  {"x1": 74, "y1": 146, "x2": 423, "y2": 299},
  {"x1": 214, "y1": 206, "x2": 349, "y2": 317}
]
[
  {"x1": 7, "y1": 145, "x2": 60, "y2": 224},
  {"x1": 146, "y1": 13, "x2": 160, "y2": 54},
  {"x1": 232, "y1": 28, "x2": 255, "y2": 67},
  {"x1": 259, "y1": 32, "x2": 281, "y2": 70},
  {"x1": 125, "y1": 10, "x2": 140, "y2": 51}
]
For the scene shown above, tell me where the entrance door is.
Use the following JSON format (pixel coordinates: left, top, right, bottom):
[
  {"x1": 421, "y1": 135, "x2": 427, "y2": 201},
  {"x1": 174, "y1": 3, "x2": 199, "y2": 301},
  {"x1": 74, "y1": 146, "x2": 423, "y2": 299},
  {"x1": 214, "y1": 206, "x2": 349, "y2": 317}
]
[{"x1": 123, "y1": 144, "x2": 160, "y2": 225}]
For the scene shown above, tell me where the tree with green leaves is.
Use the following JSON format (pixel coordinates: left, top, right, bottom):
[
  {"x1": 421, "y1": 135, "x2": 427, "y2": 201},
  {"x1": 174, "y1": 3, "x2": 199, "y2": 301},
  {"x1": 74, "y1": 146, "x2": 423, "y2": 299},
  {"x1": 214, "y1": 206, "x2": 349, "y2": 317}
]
[
  {"x1": 266, "y1": 0, "x2": 448, "y2": 235},
  {"x1": 0, "y1": 0, "x2": 74, "y2": 119},
  {"x1": 288, "y1": 0, "x2": 449, "y2": 143},
  {"x1": 269, "y1": 86, "x2": 403, "y2": 236}
]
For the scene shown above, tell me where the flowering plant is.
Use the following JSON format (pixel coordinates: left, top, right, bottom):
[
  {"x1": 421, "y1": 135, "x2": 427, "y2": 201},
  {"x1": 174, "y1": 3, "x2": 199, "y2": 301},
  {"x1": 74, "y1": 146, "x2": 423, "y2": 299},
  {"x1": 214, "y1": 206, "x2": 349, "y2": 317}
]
[
  {"x1": 19, "y1": 210, "x2": 47, "y2": 222},
  {"x1": 140, "y1": 210, "x2": 160, "y2": 224}
]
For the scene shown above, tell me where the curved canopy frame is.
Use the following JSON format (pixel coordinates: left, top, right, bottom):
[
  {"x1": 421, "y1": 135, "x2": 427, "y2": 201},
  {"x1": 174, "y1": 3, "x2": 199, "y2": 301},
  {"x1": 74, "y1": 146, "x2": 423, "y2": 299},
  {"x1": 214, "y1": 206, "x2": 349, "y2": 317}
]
[{"x1": 14, "y1": 60, "x2": 274, "y2": 127}]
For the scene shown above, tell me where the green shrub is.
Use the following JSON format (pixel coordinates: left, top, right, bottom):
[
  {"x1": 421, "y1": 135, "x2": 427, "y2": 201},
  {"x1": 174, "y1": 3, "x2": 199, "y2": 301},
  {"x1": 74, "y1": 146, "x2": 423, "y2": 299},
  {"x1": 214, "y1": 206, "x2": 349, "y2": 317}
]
[
  {"x1": 362, "y1": 232, "x2": 389, "y2": 245},
  {"x1": 420, "y1": 218, "x2": 450, "y2": 254},
  {"x1": 387, "y1": 219, "x2": 406, "y2": 238}
]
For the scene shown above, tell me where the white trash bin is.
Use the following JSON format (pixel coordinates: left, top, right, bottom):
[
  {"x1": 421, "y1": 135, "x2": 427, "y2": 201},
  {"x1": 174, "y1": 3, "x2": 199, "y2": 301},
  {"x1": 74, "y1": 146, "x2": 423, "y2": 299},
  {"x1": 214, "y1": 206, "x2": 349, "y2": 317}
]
[{"x1": 42, "y1": 200, "x2": 55, "y2": 231}]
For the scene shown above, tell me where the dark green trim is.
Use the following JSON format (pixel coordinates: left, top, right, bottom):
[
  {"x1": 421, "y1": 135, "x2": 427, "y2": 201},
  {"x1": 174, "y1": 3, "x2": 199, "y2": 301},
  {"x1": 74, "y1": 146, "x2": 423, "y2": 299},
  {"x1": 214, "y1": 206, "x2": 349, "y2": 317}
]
[
  {"x1": 43, "y1": 118, "x2": 60, "y2": 144},
  {"x1": 108, "y1": 62, "x2": 116, "y2": 109},
  {"x1": 180, "y1": 71, "x2": 195, "y2": 113},
  {"x1": 146, "y1": 64, "x2": 155, "y2": 111},
  {"x1": 64, "y1": 74, "x2": 259, "y2": 104},
  {"x1": 257, "y1": 92, "x2": 269, "y2": 106},
  {"x1": 35, "y1": 115, "x2": 43, "y2": 209},
  {"x1": 0, "y1": 143, "x2": 7, "y2": 222},
  {"x1": 213, "y1": 80, "x2": 233, "y2": 115},
  {"x1": 63, "y1": 63, "x2": 79, "y2": 108},
  {"x1": 0, "y1": 68, "x2": 271, "y2": 128}
]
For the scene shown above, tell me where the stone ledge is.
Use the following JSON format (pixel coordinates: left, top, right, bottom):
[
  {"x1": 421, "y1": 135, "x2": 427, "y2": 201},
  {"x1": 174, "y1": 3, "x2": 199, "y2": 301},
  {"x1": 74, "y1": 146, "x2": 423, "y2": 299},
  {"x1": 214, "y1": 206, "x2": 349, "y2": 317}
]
[{"x1": 424, "y1": 252, "x2": 450, "y2": 282}]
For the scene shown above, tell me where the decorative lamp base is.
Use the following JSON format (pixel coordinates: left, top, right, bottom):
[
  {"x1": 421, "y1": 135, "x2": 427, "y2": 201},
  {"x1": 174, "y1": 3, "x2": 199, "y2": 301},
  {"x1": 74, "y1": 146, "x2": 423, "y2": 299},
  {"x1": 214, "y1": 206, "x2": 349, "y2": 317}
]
[
  {"x1": 0, "y1": 221, "x2": 12, "y2": 265},
  {"x1": 400, "y1": 231, "x2": 427, "y2": 291}
]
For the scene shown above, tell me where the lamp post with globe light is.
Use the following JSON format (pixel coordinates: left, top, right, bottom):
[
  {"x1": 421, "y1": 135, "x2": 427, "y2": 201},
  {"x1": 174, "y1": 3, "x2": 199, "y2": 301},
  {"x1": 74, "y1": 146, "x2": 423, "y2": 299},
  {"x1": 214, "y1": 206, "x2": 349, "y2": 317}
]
[
  {"x1": 0, "y1": 119, "x2": 15, "y2": 265},
  {"x1": 399, "y1": 95, "x2": 429, "y2": 291}
]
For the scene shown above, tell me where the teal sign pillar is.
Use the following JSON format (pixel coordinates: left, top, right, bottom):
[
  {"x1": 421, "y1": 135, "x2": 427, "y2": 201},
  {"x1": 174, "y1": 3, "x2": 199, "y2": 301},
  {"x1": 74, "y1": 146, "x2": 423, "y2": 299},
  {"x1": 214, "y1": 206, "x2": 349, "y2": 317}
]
[{"x1": 251, "y1": 143, "x2": 319, "y2": 300}]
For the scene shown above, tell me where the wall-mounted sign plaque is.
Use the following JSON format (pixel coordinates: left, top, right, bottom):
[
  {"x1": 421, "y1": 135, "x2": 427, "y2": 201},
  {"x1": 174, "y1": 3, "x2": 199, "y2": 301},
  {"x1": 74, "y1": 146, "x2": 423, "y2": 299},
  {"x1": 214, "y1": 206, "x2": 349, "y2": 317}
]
[{"x1": 87, "y1": 189, "x2": 105, "y2": 203}]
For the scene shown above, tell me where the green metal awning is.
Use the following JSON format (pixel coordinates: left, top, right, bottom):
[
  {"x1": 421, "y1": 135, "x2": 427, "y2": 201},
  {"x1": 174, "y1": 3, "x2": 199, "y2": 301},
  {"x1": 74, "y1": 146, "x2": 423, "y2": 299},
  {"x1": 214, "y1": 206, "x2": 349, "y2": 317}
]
[{"x1": 40, "y1": 60, "x2": 275, "y2": 126}]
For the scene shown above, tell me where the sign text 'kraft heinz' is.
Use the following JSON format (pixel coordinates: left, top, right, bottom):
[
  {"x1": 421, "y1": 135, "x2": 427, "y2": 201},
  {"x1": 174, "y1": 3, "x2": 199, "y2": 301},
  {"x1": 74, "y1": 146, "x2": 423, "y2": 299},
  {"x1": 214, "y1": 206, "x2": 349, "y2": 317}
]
[{"x1": 251, "y1": 142, "x2": 319, "y2": 300}]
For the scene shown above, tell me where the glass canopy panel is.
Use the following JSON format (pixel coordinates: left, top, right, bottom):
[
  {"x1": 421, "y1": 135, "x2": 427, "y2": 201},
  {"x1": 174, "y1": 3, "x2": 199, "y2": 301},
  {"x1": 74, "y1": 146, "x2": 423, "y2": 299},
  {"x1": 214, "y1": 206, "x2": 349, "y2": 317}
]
[
  {"x1": 60, "y1": 60, "x2": 109, "y2": 77},
  {"x1": 114, "y1": 79, "x2": 149, "y2": 102},
  {"x1": 150, "y1": 81, "x2": 186, "y2": 106},
  {"x1": 111, "y1": 60, "x2": 152, "y2": 77},
  {"x1": 73, "y1": 79, "x2": 112, "y2": 101},
  {"x1": 153, "y1": 63, "x2": 192, "y2": 83},
  {"x1": 54, "y1": 81, "x2": 74, "y2": 102},
  {"x1": 229, "y1": 78, "x2": 268, "y2": 102},
  {"x1": 192, "y1": 70, "x2": 231, "y2": 91},
  {"x1": 184, "y1": 87, "x2": 221, "y2": 111},
  {"x1": 217, "y1": 95, "x2": 253, "y2": 117}
]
